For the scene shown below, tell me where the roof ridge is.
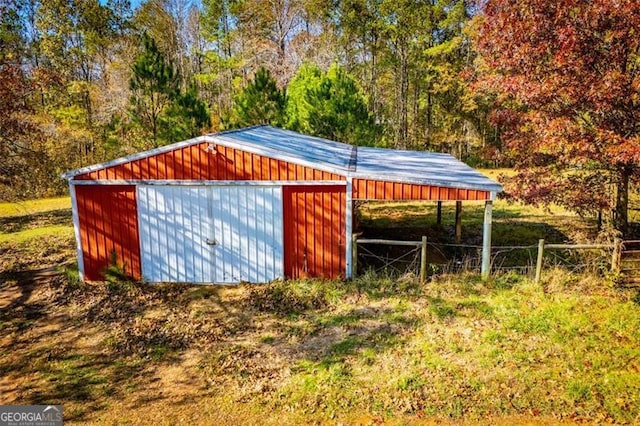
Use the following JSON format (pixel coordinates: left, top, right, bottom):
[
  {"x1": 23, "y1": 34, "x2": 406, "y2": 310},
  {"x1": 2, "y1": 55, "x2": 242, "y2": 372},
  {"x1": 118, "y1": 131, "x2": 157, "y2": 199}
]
[
  {"x1": 348, "y1": 146, "x2": 358, "y2": 172},
  {"x1": 207, "y1": 124, "x2": 267, "y2": 137}
]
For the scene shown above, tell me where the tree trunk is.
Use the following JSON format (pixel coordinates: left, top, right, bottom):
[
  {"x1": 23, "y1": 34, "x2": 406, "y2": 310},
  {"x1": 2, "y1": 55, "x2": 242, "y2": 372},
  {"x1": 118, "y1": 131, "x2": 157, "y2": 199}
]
[
  {"x1": 397, "y1": 45, "x2": 409, "y2": 149},
  {"x1": 425, "y1": 90, "x2": 432, "y2": 150},
  {"x1": 370, "y1": 33, "x2": 378, "y2": 117},
  {"x1": 615, "y1": 165, "x2": 631, "y2": 235}
]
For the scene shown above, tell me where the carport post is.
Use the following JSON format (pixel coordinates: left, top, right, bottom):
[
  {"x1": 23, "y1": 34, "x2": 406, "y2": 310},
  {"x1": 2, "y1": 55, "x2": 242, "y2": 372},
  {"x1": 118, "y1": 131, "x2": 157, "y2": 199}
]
[
  {"x1": 345, "y1": 177, "x2": 353, "y2": 279},
  {"x1": 481, "y1": 200, "x2": 493, "y2": 279}
]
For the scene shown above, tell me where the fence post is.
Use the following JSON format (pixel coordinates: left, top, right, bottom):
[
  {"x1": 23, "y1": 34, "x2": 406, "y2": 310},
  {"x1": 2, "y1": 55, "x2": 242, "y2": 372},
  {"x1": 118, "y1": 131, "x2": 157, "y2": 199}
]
[
  {"x1": 534, "y1": 239, "x2": 545, "y2": 283},
  {"x1": 420, "y1": 236, "x2": 428, "y2": 283},
  {"x1": 455, "y1": 201, "x2": 462, "y2": 244},
  {"x1": 352, "y1": 233, "x2": 358, "y2": 279},
  {"x1": 611, "y1": 237, "x2": 622, "y2": 273}
]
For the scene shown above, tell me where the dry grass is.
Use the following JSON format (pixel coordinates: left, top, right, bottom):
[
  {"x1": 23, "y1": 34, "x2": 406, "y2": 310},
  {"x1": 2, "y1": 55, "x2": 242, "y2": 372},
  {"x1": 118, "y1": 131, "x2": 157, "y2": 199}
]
[{"x1": 1, "y1": 271, "x2": 639, "y2": 424}]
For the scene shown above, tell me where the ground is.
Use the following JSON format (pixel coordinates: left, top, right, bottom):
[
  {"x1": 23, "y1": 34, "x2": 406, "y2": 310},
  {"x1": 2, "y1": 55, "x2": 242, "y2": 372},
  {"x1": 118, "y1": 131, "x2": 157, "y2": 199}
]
[{"x1": 1, "y1": 194, "x2": 639, "y2": 425}]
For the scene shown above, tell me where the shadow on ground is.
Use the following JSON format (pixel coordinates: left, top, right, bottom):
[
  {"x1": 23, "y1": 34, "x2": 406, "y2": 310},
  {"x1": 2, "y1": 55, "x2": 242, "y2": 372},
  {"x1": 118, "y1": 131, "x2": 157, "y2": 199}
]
[{"x1": 0, "y1": 210, "x2": 72, "y2": 233}]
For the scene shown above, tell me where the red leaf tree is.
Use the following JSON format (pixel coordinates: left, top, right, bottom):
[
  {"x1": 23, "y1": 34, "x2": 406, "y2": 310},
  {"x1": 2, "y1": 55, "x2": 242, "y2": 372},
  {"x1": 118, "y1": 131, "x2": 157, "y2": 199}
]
[{"x1": 475, "y1": 0, "x2": 640, "y2": 234}]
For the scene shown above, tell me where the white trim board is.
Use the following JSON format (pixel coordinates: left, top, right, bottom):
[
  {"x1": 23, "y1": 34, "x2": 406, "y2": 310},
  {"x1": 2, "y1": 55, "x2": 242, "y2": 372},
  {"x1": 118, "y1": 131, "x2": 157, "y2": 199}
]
[
  {"x1": 61, "y1": 135, "x2": 212, "y2": 179},
  {"x1": 70, "y1": 179, "x2": 347, "y2": 186},
  {"x1": 68, "y1": 181, "x2": 85, "y2": 281},
  {"x1": 345, "y1": 177, "x2": 353, "y2": 279}
]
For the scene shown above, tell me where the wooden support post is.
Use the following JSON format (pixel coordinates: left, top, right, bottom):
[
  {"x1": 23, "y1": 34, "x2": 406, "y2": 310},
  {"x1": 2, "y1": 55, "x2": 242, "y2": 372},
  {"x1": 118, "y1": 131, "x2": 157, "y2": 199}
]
[
  {"x1": 436, "y1": 201, "x2": 442, "y2": 226},
  {"x1": 597, "y1": 210, "x2": 603, "y2": 231},
  {"x1": 351, "y1": 233, "x2": 358, "y2": 279},
  {"x1": 535, "y1": 239, "x2": 545, "y2": 283},
  {"x1": 611, "y1": 237, "x2": 622, "y2": 273},
  {"x1": 455, "y1": 201, "x2": 462, "y2": 243},
  {"x1": 481, "y1": 201, "x2": 492, "y2": 279},
  {"x1": 420, "y1": 236, "x2": 428, "y2": 283}
]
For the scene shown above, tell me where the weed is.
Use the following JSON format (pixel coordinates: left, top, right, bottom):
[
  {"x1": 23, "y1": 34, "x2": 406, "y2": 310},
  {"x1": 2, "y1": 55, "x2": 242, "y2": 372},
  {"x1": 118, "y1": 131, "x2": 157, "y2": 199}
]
[
  {"x1": 397, "y1": 374, "x2": 426, "y2": 391},
  {"x1": 103, "y1": 255, "x2": 139, "y2": 294},
  {"x1": 326, "y1": 336, "x2": 362, "y2": 360},
  {"x1": 456, "y1": 298, "x2": 494, "y2": 317},
  {"x1": 491, "y1": 270, "x2": 527, "y2": 289},
  {"x1": 44, "y1": 354, "x2": 108, "y2": 401},
  {"x1": 353, "y1": 270, "x2": 422, "y2": 298},
  {"x1": 428, "y1": 296, "x2": 457, "y2": 320},
  {"x1": 260, "y1": 334, "x2": 275, "y2": 344},
  {"x1": 566, "y1": 379, "x2": 592, "y2": 403},
  {"x1": 62, "y1": 265, "x2": 83, "y2": 290},
  {"x1": 3, "y1": 232, "x2": 640, "y2": 424}
]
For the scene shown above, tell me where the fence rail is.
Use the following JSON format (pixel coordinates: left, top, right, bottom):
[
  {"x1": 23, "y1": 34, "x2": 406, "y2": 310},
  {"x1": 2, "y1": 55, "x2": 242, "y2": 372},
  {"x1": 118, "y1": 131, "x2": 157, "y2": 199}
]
[
  {"x1": 353, "y1": 235, "x2": 623, "y2": 282},
  {"x1": 353, "y1": 235, "x2": 428, "y2": 282}
]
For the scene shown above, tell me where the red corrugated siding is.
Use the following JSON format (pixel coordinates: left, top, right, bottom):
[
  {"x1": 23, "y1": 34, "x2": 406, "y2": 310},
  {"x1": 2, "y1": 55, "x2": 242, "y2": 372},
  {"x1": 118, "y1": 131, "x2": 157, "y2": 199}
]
[
  {"x1": 283, "y1": 185, "x2": 346, "y2": 279},
  {"x1": 353, "y1": 179, "x2": 491, "y2": 201},
  {"x1": 75, "y1": 143, "x2": 345, "y2": 181},
  {"x1": 76, "y1": 185, "x2": 141, "y2": 281}
]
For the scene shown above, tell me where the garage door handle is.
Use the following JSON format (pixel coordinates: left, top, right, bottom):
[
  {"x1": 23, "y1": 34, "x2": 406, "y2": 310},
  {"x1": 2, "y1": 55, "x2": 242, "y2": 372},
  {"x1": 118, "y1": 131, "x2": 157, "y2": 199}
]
[{"x1": 205, "y1": 238, "x2": 218, "y2": 246}]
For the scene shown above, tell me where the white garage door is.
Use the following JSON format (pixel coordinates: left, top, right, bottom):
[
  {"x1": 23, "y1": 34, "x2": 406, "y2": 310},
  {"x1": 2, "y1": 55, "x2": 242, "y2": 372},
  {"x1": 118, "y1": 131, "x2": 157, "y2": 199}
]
[{"x1": 137, "y1": 185, "x2": 284, "y2": 284}]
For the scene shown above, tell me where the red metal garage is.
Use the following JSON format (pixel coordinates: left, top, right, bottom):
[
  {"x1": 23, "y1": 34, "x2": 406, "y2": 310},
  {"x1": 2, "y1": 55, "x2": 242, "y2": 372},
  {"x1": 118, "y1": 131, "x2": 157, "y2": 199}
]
[{"x1": 62, "y1": 125, "x2": 502, "y2": 283}]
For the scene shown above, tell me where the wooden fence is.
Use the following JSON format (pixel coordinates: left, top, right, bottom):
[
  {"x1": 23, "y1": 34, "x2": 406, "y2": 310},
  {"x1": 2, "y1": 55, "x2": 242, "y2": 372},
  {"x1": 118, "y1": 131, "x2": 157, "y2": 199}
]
[
  {"x1": 352, "y1": 235, "x2": 429, "y2": 282},
  {"x1": 353, "y1": 235, "x2": 623, "y2": 282},
  {"x1": 533, "y1": 238, "x2": 621, "y2": 283}
]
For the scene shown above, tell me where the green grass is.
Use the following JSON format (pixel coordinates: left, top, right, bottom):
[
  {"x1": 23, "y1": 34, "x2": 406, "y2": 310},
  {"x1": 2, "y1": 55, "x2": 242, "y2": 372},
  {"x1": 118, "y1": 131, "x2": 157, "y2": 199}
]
[
  {"x1": 0, "y1": 195, "x2": 72, "y2": 244},
  {"x1": 0, "y1": 195, "x2": 74, "y2": 270},
  {"x1": 0, "y1": 196, "x2": 70, "y2": 217},
  {"x1": 0, "y1": 225, "x2": 73, "y2": 244},
  {"x1": 267, "y1": 275, "x2": 640, "y2": 423}
]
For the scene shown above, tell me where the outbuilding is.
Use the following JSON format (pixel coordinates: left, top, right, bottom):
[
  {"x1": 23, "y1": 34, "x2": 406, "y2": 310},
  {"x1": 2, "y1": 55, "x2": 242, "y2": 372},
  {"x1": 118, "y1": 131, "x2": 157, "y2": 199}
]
[{"x1": 62, "y1": 125, "x2": 502, "y2": 283}]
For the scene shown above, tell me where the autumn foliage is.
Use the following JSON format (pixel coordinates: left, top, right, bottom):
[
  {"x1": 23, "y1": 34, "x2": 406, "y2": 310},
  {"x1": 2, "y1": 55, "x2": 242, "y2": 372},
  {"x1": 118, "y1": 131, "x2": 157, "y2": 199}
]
[{"x1": 475, "y1": 0, "x2": 640, "y2": 232}]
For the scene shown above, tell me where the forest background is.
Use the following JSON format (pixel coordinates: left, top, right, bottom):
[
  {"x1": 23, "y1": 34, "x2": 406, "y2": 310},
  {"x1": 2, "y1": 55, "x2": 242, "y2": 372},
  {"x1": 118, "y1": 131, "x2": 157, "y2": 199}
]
[{"x1": 2, "y1": 0, "x2": 639, "y2": 232}]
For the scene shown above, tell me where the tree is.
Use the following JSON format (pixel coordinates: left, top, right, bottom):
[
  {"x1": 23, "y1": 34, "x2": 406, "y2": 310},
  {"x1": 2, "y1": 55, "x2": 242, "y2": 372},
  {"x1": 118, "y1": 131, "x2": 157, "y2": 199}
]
[
  {"x1": 225, "y1": 67, "x2": 286, "y2": 128},
  {"x1": 0, "y1": 0, "x2": 58, "y2": 199},
  {"x1": 335, "y1": 0, "x2": 482, "y2": 151},
  {"x1": 134, "y1": 0, "x2": 203, "y2": 92},
  {"x1": 129, "y1": 34, "x2": 178, "y2": 147},
  {"x1": 36, "y1": 0, "x2": 119, "y2": 156},
  {"x1": 287, "y1": 63, "x2": 380, "y2": 145},
  {"x1": 232, "y1": 0, "x2": 306, "y2": 84},
  {"x1": 475, "y1": 0, "x2": 640, "y2": 233},
  {"x1": 199, "y1": 0, "x2": 242, "y2": 127},
  {"x1": 285, "y1": 63, "x2": 323, "y2": 132},
  {"x1": 161, "y1": 84, "x2": 211, "y2": 142}
]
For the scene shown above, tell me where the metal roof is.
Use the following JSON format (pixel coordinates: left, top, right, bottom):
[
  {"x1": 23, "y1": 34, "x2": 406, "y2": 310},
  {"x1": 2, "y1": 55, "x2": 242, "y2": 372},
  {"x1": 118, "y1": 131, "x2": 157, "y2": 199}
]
[
  {"x1": 62, "y1": 125, "x2": 502, "y2": 193},
  {"x1": 213, "y1": 125, "x2": 356, "y2": 172},
  {"x1": 354, "y1": 146, "x2": 503, "y2": 193}
]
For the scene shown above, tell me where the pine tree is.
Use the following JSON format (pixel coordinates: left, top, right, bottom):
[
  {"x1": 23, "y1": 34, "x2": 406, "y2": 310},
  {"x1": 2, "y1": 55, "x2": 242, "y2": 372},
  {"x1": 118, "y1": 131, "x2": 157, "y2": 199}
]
[
  {"x1": 287, "y1": 64, "x2": 381, "y2": 146},
  {"x1": 161, "y1": 84, "x2": 211, "y2": 142},
  {"x1": 225, "y1": 67, "x2": 286, "y2": 128},
  {"x1": 285, "y1": 63, "x2": 323, "y2": 133},
  {"x1": 129, "y1": 34, "x2": 178, "y2": 147}
]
